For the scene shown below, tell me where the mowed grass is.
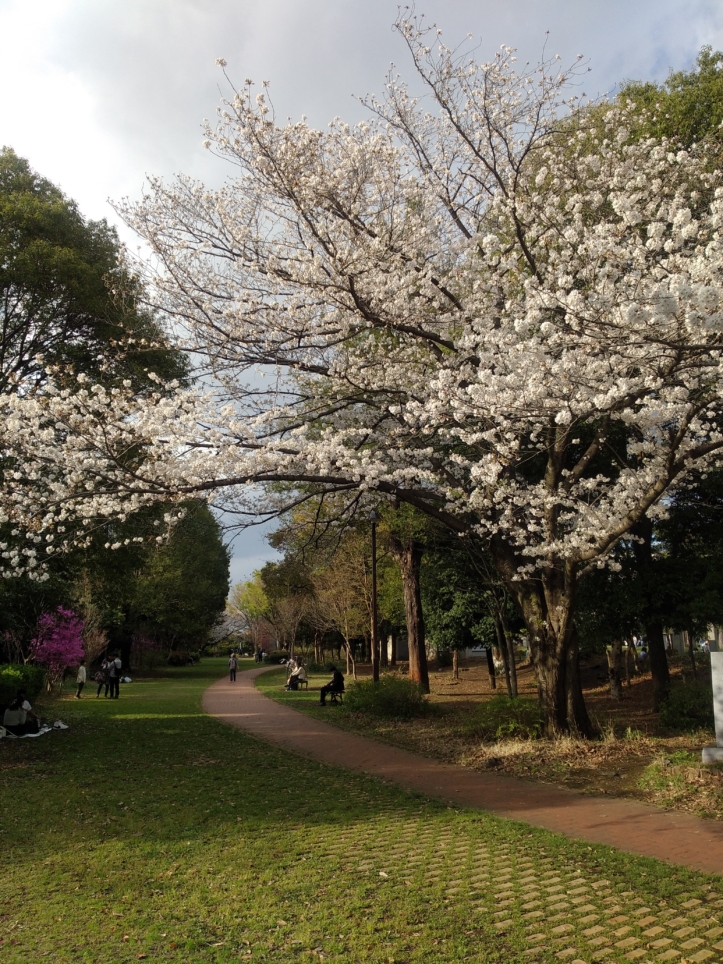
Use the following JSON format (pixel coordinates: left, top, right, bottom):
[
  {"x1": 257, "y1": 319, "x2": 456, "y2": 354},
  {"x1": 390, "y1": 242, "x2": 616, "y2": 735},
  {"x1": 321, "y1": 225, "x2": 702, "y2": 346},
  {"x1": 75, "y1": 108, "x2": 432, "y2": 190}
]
[{"x1": 0, "y1": 663, "x2": 721, "y2": 964}]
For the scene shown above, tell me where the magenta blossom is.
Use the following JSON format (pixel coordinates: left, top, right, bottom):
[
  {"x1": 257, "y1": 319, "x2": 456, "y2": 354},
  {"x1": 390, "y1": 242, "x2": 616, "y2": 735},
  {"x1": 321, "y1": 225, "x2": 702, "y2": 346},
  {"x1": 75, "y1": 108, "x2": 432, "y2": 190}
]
[{"x1": 29, "y1": 607, "x2": 85, "y2": 687}]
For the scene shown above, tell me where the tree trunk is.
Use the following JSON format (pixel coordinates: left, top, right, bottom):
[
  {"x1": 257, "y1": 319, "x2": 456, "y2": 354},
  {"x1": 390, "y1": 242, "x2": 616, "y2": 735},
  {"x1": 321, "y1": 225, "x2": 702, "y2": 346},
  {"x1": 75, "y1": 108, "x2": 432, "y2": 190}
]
[
  {"x1": 494, "y1": 614, "x2": 513, "y2": 697},
  {"x1": 314, "y1": 634, "x2": 323, "y2": 665},
  {"x1": 389, "y1": 536, "x2": 429, "y2": 694},
  {"x1": 343, "y1": 639, "x2": 355, "y2": 678},
  {"x1": 499, "y1": 607, "x2": 518, "y2": 698},
  {"x1": 452, "y1": 648, "x2": 459, "y2": 680},
  {"x1": 686, "y1": 630, "x2": 698, "y2": 680},
  {"x1": 607, "y1": 639, "x2": 623, "y2": 700},
  {"x1": 389, "y1": 633, "x2": 397, "y2": 667},
  {"x1": 630, "y1": 518, "x2": 671, "y2": 709},
  {"x1": 380, "y1": 629, "x2": 388, "y2": 668},
  {"x1": 566, "y1": 628, "x2": 595, "y2": 737},
  {"x1": 645, "y1": 619, "x2": 670, "y2": 709},
  {"x1": 485, "y1": 646, "x2": 497, "y2": 690},
  {"x1": 491, "y1": 537, "x2": 583, "y2": 735}
]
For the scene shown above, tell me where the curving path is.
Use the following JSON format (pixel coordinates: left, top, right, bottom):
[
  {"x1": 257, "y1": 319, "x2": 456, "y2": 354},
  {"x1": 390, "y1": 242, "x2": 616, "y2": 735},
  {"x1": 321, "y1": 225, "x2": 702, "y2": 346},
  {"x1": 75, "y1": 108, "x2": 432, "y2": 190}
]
[{"x1": 203, "y1": 666, "x2": 723, "y2": 875}]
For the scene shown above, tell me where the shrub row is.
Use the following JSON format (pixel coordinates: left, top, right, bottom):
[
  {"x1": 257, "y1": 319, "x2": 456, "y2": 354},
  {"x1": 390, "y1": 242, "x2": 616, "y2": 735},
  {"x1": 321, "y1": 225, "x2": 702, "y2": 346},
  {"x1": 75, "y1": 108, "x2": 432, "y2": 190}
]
[{"x1": 343, "y1": 675, "x2": 429, "y2": 719}]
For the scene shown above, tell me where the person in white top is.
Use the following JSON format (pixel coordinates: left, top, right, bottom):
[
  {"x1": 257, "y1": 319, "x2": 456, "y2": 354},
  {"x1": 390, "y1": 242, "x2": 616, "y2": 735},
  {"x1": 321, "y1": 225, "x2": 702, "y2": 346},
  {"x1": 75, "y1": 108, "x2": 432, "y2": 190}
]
[
  {"x1": 75, "y1": 660, "x2": 87, "y2": 699},
  {"x1": 3, "y1": 690, "x2": 40, "y2": 735}
]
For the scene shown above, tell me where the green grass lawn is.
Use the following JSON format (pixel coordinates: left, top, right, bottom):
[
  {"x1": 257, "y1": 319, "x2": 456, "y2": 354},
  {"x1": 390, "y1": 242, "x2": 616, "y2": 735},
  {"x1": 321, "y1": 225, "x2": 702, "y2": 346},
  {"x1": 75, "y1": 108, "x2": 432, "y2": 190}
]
[{"x1": 1, "y1": 660, "x2": 721, "y2": 964}]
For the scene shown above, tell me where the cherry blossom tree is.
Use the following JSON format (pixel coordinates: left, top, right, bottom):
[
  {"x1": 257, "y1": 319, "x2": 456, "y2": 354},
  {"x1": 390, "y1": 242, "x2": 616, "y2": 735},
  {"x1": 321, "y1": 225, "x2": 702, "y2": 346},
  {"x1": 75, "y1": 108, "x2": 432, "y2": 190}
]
[{"x1": 5, "y1": 16, "x2": 723, "y2": 731}]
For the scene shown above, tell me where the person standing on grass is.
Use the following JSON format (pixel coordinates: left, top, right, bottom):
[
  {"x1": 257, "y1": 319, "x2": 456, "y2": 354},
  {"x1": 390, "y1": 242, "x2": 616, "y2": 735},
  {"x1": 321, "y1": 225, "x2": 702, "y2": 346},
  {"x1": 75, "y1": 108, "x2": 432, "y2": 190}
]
[
  {"x1": 228, "y1": 652, "x2": 238, "y2": 682},
  {"x1": 94, "y1": 659, "x2": 110, "y2": 698},
  {"x1": 75, "y1": 659, "x2": 86, "y2": 699},
  {"x1": 108, "y1": 652, "x2": 122, "y2": 699}
]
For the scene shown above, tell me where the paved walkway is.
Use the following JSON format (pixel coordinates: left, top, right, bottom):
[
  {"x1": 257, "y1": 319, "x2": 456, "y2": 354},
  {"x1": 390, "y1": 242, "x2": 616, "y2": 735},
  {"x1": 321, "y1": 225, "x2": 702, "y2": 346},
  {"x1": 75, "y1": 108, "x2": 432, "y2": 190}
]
[{"x1": 203, "y1": 666, "x2": 723, "y2": 875}]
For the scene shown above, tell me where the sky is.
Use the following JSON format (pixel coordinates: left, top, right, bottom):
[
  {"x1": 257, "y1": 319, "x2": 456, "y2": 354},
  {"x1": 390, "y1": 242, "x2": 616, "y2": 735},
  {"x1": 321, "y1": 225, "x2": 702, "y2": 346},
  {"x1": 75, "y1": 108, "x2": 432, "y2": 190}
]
[{"x1": 2, "y1": 0, "x2": 723, "y2": 585}]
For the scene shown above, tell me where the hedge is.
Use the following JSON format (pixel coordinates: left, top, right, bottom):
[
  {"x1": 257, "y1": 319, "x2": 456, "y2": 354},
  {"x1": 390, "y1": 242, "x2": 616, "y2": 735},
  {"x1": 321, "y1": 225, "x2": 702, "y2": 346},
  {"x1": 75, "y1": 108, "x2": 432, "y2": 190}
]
[{"x1": 0, "y1": 664, "x2": 46, "y2": 711}]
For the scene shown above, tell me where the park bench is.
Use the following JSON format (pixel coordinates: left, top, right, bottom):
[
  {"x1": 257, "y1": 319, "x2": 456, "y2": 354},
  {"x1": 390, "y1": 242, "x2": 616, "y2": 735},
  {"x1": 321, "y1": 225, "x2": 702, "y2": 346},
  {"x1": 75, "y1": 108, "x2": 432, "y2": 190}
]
[
  {"x1": 329, "y1": 689, "x2": 343, "y2": 705},
  {"x1": 298, "y1": 679, "x2": 308, "y2": 691}
]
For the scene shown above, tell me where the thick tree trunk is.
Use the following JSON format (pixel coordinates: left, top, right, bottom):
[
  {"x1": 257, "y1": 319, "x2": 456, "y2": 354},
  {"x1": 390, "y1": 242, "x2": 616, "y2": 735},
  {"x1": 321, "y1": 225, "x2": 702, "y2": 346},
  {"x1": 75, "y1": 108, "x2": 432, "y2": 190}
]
[
  {"x1": 607, "y1": 639, "x2": 623, "y2": 700},
  {"x1": 389, "y1": 537, "x2": 430, "y2": 694},
  {"x1": 491, "y1": 537, "x2": 584, "y2": 736},
  {"x1": 452, "y1": 648, "x2": 459, "y2": 680}
]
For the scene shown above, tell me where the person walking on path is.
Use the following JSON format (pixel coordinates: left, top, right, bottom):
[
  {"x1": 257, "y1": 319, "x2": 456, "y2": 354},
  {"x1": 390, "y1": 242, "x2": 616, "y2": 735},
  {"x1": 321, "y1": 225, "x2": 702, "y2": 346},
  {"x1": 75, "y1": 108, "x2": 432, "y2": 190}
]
[
  {"x1": 228, "y1": 652, "x2": 238, "y2": 682},
  {"x1": 319, "y1": 665, "x2": 344, "y2": 705},
  {"x1": 75, "y1": 660, "x2": 86, "y2": 699},
  {"x1": 108, "y1": 653, "x2": 122, "y2": 699}
]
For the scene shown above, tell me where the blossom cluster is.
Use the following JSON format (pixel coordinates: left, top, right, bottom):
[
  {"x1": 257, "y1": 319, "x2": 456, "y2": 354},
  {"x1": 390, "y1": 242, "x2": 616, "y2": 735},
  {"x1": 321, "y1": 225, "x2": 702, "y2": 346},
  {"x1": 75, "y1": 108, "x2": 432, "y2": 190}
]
[{"x1": 3, "y1": 17, "x2": 723, "y2": 589}]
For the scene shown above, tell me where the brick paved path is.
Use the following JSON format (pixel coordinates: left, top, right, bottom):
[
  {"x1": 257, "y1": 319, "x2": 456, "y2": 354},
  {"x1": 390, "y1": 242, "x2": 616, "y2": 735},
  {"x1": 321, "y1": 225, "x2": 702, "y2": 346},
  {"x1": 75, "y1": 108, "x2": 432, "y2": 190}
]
[{"x1": 203, "y1": 666, "x2": 723, "y2": 877}]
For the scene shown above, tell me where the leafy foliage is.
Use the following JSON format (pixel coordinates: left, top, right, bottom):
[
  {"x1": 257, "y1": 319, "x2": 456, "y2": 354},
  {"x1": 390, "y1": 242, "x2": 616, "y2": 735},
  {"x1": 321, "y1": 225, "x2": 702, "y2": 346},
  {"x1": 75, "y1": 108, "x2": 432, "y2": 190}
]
[
  {"x1": 0, "y1": 663, "x2": 45, "y2": 709},
  {"x1": 463, "y1": 696, "x2": 544, "y2": 741},
  {"x1": 659, "y1": 682, "x2": 715, "y2": 733},
  {"x1": 343, "y1": 674, "x2": 429, "y2": 719}
]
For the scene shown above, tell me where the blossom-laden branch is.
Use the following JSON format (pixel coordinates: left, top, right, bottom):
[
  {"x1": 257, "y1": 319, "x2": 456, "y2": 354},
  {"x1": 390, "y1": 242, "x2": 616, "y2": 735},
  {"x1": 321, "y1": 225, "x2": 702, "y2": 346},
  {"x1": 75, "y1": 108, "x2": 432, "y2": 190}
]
[{"x1": 2, "y1": 16, "x2": 723, "y2": 598}]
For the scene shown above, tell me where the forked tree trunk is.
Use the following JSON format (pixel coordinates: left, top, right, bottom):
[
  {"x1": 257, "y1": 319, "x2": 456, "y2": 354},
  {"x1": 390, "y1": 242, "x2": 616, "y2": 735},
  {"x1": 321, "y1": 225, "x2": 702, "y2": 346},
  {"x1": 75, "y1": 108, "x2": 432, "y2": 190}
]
[
  {"x1": 389, "y1": 536, "x2": 430, "y2": 694},
  {"x1": 492, "y1": 537, "x2": 593, "y2": 737}
]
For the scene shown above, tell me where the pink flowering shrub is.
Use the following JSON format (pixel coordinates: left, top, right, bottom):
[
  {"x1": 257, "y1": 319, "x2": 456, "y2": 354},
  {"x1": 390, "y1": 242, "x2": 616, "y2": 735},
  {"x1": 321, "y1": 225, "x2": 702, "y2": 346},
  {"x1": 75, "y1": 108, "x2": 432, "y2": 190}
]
[{"x1": 29, "y1": 607, "x2": 85, "y2": 691}]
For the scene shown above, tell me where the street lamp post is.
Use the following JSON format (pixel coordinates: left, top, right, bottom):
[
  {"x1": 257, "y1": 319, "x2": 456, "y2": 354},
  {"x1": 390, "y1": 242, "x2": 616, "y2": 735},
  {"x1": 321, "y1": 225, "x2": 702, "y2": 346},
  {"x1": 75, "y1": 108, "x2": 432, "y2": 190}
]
[{"x1": 369, "y1": 508, "x2": 380, "y2": 683}]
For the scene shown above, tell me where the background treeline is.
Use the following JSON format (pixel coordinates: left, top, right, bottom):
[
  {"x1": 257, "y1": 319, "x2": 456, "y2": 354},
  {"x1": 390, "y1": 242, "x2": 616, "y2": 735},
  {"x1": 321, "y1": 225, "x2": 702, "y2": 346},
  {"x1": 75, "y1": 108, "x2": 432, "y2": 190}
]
[{"x1": 0, "y1": 147, "x2": 229, "y2": 673}]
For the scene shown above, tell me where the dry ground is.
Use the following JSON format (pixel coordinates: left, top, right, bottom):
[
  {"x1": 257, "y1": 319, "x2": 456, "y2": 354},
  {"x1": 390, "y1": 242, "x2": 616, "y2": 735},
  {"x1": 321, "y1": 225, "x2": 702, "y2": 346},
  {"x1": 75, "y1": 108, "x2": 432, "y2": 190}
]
[{"x1": 332, "y1": 654, "x2": 723, "y2": 820}]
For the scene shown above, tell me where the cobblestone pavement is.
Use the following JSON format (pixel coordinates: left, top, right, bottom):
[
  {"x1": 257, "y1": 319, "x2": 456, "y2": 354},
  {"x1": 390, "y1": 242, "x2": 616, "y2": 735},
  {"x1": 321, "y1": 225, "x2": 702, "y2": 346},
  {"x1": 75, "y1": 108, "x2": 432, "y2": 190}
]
[
  {"x1": 203, "y1": 668, "x2": 723, "y2": 876},
  {"x1": 297, "y1": 805, "x2": 723, "y2": 963}
]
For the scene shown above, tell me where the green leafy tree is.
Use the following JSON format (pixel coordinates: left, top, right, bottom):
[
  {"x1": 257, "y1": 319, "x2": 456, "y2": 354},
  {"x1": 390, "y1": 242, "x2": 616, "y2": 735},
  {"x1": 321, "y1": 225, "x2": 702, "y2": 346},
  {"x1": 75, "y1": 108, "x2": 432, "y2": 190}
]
[{"x1": 0, "y1": 146, "x2": 188, "y2": 392}]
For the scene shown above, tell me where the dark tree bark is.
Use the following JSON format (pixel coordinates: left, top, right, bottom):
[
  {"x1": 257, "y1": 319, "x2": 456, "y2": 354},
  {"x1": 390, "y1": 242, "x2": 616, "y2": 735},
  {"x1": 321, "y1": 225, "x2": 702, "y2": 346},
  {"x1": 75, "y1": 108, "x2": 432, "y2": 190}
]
[
  {"x1": 485, "y1": 646, "x2": 497, "y2": 690},
  {"x1": 499, "y1": 605, "x2": 518, "y2": 698},
  {"x1": 389, "y1": 536, "x2": 429, "y2": 693},
  {"x1": 492, "y1": 536, "x2": 593, "y2": 736},
  {"x1": 494, "y1": 613, "x2": 513, "y2": 697},
  {"x1": 607, "y1": 638, "x2": 623, "y2": 700},
  {"x1": 630, "y1": 517, "x2": 670, "y2": 708},
  {"x1": 566, "y1": 628, "x2": 595, "y2": 736}
]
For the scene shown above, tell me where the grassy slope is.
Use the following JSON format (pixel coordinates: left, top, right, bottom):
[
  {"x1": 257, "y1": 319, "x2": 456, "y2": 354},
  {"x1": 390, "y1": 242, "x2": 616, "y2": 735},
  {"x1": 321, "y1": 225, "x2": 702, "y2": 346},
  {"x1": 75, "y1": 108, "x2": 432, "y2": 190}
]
[{"x1": 0, "y1": 661, "x2": 720, "y2": 964}]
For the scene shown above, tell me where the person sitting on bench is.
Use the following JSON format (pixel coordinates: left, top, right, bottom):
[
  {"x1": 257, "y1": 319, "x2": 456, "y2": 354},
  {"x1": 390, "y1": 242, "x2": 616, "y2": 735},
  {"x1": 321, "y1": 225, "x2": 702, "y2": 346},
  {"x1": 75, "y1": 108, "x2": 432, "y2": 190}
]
[
  {"x1": 286, "y1": 660, "x2": 307, "y2": 691},
  {"x1": 319, "y1": 665, "x2": 344, "y2": 705}
]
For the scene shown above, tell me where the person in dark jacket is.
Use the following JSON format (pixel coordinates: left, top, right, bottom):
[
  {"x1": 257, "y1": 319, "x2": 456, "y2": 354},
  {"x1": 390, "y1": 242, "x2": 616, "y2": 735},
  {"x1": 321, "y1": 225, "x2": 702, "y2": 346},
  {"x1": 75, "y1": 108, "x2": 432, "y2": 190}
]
[{"x1": 319, "y1": 665, "x2": 345, "y2": 705}]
